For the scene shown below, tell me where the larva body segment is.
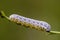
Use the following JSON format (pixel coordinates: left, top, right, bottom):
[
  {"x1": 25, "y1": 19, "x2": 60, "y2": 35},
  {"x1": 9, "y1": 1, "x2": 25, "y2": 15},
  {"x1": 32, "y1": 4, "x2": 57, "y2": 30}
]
[{"x1": 9, "y1": 14, "x2": 51, "y2": 32}]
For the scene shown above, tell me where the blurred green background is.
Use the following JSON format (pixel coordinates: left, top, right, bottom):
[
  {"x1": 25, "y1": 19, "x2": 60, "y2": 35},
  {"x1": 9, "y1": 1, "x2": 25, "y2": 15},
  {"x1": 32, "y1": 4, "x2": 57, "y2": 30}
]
[{"x1": 0, "y1": 0, "x2": 60, "y2": 40}]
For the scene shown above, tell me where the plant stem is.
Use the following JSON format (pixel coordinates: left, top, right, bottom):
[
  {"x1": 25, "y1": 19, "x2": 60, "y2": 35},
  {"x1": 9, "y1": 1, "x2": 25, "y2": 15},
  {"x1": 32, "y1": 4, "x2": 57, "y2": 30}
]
[
  {"x1": 0, "y1": 11, "x2": 9, "y2": 20},
  {"x1": 49, "y1": 31, "x2": 60, "y2": 34}
]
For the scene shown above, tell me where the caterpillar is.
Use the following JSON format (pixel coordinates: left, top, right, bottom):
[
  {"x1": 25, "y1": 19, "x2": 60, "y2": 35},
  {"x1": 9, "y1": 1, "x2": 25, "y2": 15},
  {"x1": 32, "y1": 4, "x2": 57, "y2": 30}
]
[
  {"x1": 0, "y1": 11, "x2": 60, "y2": 34},
  {"x1": 9, "y1": 14, "x2": 51, "y2": 32}
]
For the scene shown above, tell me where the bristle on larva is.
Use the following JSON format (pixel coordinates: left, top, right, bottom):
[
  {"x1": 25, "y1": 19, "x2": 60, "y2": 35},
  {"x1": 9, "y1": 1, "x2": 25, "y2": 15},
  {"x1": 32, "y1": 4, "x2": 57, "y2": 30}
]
[{"x1": 9, "y1": 14, "x2": 51, "y2": 32}]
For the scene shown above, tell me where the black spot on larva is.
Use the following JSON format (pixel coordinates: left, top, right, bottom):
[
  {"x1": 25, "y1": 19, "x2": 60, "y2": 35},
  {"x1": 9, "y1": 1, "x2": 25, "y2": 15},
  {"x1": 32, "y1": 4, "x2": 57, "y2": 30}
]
[
  {"x1": 40, "y1": 23, "x2": 43, "y2": 25},
  {"x1": 16, "y1": 16, "x2": 19, "y2": 18},
  {"x1": 42, "y1": 27, "x2": 45, "y2": 31},
  {"x1": 19, "y1": 17, "x2": 22, "y2": 19},
  {"x1": 28, "y1": 20, "x2": 31, "y2": 22},
  {"x1": 44, "y1": 24, "x2": 47, "y2": 27},
  {"x1": 33, "y1": 21, "x2": 35, "y2": 23},
  {"x1": 37, "y1": 22, "x2": 39, "y2": 24},
  {"x1": 24, "y1": 19, "x2": 26, "y2": 21},
  {"x1": 46, "y1": 26, "x2": 50, "y2": 30}
]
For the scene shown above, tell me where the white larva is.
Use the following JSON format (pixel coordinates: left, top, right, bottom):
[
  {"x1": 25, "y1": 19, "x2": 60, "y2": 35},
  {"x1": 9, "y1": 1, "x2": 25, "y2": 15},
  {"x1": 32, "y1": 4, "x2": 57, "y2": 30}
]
[
  {"x1": 9, "y1": 14, "x2": 51, "y2": 32},
  {"x1": 1, "y1": 11, "x2": 60, "y2": 34}
]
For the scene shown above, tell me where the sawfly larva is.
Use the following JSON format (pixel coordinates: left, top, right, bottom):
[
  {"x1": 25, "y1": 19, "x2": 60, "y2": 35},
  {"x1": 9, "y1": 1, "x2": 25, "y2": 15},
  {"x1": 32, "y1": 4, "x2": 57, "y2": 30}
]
[
  {"x1": 1, "y1": 11, "x2": 60, "y2": 34},
  {"x1": 9, "y1": 14, "x2": 51, "y2": 32}
]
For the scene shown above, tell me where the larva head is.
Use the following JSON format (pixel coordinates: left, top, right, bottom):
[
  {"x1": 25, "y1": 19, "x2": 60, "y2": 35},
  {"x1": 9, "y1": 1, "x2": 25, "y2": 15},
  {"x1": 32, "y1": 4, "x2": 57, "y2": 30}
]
[
  {"x1": 9, "y1": 14, "x2": 22, "y2": 22},
  {"x1": 40, "y1": 21, "x2": 51, "y2": 32}
]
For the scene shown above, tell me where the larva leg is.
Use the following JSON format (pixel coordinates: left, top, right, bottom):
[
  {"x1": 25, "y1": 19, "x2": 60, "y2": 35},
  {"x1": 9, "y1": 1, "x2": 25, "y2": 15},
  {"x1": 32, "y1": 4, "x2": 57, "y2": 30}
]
[
  {"x1": 16, "y1": 21, "x2": 22, "y2": 25},
  {"x1": 29, "y1": 24, "x2": 35, "y2": 28},
  {"x1": 16, "y1": 23, "x2": 21, "y2": 25},
  {"x1": 36, "y1": 26, "x2": 44, "y2": 31},
  {"x1": 19, "y1": 21, "x2": 24, "y2": 25},
  {"x1": 36, "y1": 26, "x2": 42, "y2": 31},
  {"x1": 9, "y1": 17, "x2": 16, "y2": 22},
  {"x1": 31, "y1": 24, "x2": 36, "y2": 29},
  {"x1": 22, "y1": 22, "x2": 30, "y2": 28}
]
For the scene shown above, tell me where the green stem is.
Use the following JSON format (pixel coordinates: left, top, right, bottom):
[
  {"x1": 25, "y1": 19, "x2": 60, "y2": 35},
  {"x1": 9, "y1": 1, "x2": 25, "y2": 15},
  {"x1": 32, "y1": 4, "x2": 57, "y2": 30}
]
[
  {"x1": 49, "y1": 31, "x2": 60, "y2": 34},
  {"x1": 0, "y1": 11, "x2": 9, "y2": 20}
]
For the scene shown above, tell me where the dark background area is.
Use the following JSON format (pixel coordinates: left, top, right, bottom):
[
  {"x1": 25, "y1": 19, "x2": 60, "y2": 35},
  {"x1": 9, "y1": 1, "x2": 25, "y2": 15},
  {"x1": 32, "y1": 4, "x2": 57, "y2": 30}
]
[{"x1": 0, "y1": 0, "x2": 60, "y2": 40}]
